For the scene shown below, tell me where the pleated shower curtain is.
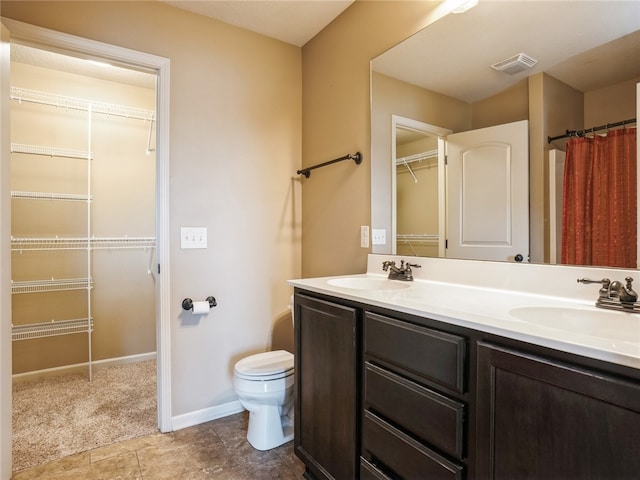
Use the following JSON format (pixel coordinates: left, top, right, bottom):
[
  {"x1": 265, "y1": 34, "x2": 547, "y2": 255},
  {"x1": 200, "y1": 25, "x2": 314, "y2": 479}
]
[{"x1": 561, "y1": 127, "x2": 637, "y2": 268}]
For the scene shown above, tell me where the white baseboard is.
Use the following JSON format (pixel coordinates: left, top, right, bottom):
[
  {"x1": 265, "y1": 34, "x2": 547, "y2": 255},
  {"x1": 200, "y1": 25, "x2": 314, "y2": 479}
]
[
  {"x1": 12, "y1": 352, "x2": 157, "y2": 383},
  {"x1": 171, "y1": 400, "x2": 245, "y2": 432}
]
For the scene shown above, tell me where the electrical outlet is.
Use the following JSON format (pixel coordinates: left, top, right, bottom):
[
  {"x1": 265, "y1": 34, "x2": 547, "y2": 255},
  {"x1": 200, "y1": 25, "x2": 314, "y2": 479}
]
[
  {"x1": 360, "y1": 226, "x2": 370, "y2": 248},
  {"x1": 372, "y1": 228, "x2": 386, "y2": 245},
  {"x1": 181, "y1": 227, "x2": 207, "y2": 249}
]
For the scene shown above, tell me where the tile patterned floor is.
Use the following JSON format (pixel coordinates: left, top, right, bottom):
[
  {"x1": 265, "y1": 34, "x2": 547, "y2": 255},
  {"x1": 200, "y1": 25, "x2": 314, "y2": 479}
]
[{"x1": 12, "y1": 412, "x2": 305, "y2": 480}]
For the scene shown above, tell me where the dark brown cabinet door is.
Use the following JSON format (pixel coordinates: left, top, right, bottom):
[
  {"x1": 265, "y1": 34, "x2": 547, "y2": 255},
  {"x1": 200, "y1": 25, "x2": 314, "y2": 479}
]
[
  {"x1": 294, "y1": 293, "x2": 359, "y2": 480},
  {"x1": 477, "y1": 342, "x2": 640, "y2": 480}
]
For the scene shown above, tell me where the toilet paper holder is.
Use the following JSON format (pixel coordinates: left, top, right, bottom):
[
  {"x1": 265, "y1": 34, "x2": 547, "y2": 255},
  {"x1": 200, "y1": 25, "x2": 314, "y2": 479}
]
[{"x1": 182, "y1": 296, "x2": 217, "y2": 311}]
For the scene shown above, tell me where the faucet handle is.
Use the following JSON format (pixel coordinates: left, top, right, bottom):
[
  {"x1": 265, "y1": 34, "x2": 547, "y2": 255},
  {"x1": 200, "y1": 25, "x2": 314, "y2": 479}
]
[
  {"x1": 624, "y1": 277, "x2": 638, "y2": 302},
  {"x1": 577, "y1": 277, "x2": 610, "y2": 285},
  {"x1": 577, "y1": 277, "x2": 611, "y2": 298},
  {"x1": 382, "y1": 260, "x2": 396, "y2": 272}
]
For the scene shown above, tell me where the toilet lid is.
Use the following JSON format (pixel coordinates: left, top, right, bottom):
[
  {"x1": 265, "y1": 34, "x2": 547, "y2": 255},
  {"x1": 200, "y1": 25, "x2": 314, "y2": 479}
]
[{"x1": 234, "y1": 350, "x2": 294, "y2": 377}]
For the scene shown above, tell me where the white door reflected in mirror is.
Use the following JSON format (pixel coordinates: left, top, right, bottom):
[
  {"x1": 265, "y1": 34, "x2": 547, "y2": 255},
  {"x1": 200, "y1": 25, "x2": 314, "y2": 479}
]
[
  {"x1": 393, "y1": 118, "x2": 529, "y2": 262},
  {"x1": 446, "y1": 120, "x2": 529, "y2": 262}
]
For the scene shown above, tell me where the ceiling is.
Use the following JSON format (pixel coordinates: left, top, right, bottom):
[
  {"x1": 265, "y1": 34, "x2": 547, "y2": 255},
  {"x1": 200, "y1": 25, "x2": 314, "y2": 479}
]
[
  {"x1": 373, "y1": 1, "x2": 640, "y2": 103},
  {"x1": 161, "y1": 0, "x2": 354, "y2": 47},
  {"x1": 11, "y1": 44, "x2": 158, "y2": 88}
]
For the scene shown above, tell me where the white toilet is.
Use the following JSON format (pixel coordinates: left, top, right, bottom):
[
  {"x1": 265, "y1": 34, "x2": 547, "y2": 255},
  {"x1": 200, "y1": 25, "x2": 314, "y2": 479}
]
[{"x1": 233, "y1": 349, "x2": 295, "y2": 450}]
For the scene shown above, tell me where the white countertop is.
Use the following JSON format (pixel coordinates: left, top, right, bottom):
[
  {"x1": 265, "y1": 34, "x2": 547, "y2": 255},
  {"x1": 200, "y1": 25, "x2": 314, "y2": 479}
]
[{"x1": 289, "y1": 256, "x2": 640, "y2": 370}]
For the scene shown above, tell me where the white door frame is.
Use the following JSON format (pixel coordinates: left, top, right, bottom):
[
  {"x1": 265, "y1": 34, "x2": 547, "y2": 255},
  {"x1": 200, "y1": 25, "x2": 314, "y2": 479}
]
[
  {"x1": 1, "y1": 20, "x2": 12, "y2": 480},
  {"x1": 391, "y1": 115, "x2": 451, "y2": 256},
  {"x1": 0, "y1": 19, "x2": 172, "y2": 458}
]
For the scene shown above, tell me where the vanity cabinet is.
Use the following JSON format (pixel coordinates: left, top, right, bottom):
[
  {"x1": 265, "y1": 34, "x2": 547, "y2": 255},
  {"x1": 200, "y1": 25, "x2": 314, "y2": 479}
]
[
  {"x1": 476, "y1": 342, "x2": 640, "y2": 479},
  {"x1": 362, "y1": 312, "x2": 468, "y2": 480},
  {"x1": 293, "y1": 286, "x2": 640, "y2": 480},
  {"x1": 293, "y1": 292, "x2": 360, "y2": 480}
]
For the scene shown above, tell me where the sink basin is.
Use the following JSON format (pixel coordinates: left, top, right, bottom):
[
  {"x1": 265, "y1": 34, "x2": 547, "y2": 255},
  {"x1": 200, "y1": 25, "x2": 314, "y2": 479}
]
[
  {"x1": 327, "y1": 277, "x2": 411, "y2": 291},
  {"x1": 508, "y1": 306, "x2": 637, "y2": 341}
]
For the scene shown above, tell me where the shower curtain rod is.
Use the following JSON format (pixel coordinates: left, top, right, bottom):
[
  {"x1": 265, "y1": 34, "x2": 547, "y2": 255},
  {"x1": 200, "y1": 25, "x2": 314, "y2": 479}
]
[{"x1": 548, "y1": 117, "x2": 636, "y2": 143}]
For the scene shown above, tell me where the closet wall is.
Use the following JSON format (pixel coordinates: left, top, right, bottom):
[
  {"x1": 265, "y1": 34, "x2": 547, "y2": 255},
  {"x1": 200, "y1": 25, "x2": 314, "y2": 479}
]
[{"x1": 11, "y1": 60, "x2": 156, "y2": 376}]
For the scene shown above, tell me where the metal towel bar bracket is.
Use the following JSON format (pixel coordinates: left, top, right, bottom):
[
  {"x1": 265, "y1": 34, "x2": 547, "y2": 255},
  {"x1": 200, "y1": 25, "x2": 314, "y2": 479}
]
[{"x1": 297, "y1": 151, "x2": 362, "y2": 178}]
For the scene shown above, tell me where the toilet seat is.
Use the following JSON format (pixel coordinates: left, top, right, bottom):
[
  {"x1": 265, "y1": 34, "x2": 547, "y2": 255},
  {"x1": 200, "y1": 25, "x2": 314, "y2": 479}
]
[{"x1": 234, "y1": 350, "x2": 294, "y2": 381}]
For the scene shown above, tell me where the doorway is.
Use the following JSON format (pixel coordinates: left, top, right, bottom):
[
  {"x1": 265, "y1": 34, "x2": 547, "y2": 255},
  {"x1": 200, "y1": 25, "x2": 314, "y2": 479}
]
[
  {"x1": 391, "y1": 115, "x2": 450, "y2": 258},
  {"x1": 10, "y1": 43, "x2": 156, "y2": 469},
  {"x1": 1, "y1": 18, "x2": 172, "y2": 476}
]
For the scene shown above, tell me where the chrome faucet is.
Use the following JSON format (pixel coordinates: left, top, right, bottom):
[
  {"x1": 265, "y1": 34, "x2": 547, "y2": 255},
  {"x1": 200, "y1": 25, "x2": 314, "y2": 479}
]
[
  {"x1": 382, "y1": 260, "x2": 421, "y2": 281},
  {"x1": 577, "y1": 277, "x2": 639, "y2": 312},
  {"x1": 609, "y1": 277, "x2": 638, "y2": 303}
]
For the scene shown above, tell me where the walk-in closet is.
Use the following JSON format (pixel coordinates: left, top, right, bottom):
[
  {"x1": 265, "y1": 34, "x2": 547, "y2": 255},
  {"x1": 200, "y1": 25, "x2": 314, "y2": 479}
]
[
  {"x1": 10, "y1": 44, "x2": 158, "y2": 471},
  {"x1": 395, "y1": 131, "x2": 440, "y2": 257}
]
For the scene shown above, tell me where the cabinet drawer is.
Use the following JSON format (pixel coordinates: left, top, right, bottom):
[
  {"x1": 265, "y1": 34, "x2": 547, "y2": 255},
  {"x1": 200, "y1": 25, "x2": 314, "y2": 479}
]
[
  {"x1": 365, "y1": 362, "x2": 465, "y2": 459},
  {"x1": 363, "y1": 411, "x2": 463, "y2": 480},
  {"x1": 361, "y1": 458, "x2": 392, "y2": 480},
  {"x1": 365, "y1": 312, "x2": 466, "y2": 393}
]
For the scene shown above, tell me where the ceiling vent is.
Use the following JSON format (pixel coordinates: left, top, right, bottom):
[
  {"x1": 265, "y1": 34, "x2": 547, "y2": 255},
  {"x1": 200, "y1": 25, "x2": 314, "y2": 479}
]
[{"x1": 491, "y1": 53, "x2": 538, "y2": 75}]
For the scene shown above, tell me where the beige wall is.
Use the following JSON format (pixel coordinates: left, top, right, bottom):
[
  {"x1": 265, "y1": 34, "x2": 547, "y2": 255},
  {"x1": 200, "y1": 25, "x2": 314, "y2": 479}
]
[
  {"x1": 472, "y1": 79, "x2": 528, "y2": 129},
  {"x1": 301, "y1": 1, "x2": 444, "y2": 277},
  {"x1": 396, "y1": 160, "x2": 440, "y2": 258},
  {"x1": 10, "y1": 63, "x2": 156, "y2": 373},
  {"x1": 2, "y1": 1, "x2": 301, "y2": 420},
  {"x1": 585, "y1": 76, "x2": 639, "y2": 126}
]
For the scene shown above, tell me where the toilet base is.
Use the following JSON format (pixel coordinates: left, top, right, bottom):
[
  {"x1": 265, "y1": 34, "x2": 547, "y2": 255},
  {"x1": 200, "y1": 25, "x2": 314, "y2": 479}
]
[{"x1": 246, "y1": 404, "x2": 294, "y2": 451}]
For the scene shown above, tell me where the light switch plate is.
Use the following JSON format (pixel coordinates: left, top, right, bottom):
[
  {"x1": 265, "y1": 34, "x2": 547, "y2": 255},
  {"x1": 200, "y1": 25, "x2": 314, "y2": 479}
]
[
  {"x1": 372, "y1": 228, "x2": 386, "y2": 245},
  {"x1": 181, "y1": 227, "x2": 207, "y2": 249}
]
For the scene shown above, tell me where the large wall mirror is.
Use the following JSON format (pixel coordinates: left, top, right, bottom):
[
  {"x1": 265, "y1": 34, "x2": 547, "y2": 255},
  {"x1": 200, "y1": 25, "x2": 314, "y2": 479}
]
[{"x1": 371, "y1": 0, "x2": 639, "y2": 268}]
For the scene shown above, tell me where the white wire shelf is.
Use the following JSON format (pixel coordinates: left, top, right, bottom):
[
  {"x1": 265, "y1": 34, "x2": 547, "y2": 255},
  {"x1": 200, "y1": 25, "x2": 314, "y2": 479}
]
[
  {"x1": 11, "y1": 87, "x2": 156, "y2": 122},
  {"x1": 12, "y1": 318, "x2": 93, "y2": 342},
  {"x1": 12, "y1": 278, "x2": 93, "y2": 294},
  {"x1": 396, "y1": 149, "x2": 438, "y2": 165},
  {"x1": 396, "y1": 234, "x2": 440, "y2": 245},
  {"x1": 11, "y1": 236, "x2": 156, "y2": 251},
  {"x1": 11, "y1": 191, "x2": 92, "y2": 202},
  {"x1": 90, "y1": 236, "x2": 157, "y2": 249},
  {"x1": 11, "y1": 143, "x2": 92, "y2": 160}
]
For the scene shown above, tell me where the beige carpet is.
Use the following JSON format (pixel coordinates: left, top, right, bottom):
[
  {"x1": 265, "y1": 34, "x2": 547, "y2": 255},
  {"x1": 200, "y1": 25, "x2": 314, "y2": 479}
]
[{"x1": 12, "y1": 360, "x2": 157, "y2": 472}]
